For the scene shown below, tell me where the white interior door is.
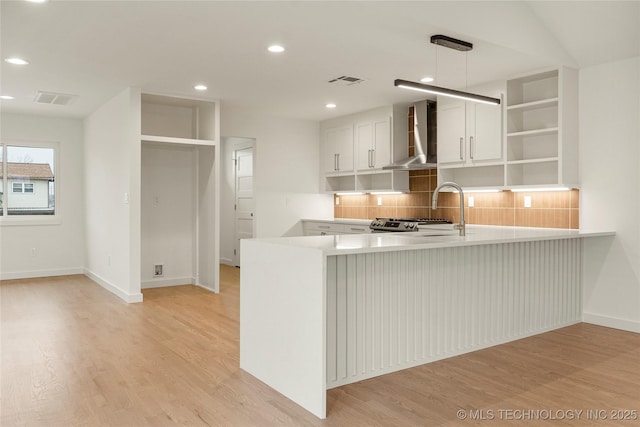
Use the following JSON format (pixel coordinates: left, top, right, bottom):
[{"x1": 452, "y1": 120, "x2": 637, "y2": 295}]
[{"x1": 235, "y1": 146, "x2": 254, "y2": 266}]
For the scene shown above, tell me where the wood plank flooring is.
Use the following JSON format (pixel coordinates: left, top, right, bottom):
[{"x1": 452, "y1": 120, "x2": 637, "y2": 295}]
[{"x1": 2, "y1": 266, "x2": 639, "y2": 426}]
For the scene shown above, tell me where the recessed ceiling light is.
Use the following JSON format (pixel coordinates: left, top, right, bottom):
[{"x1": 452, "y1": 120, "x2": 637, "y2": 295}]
[
  {"x1": 420, "y1": 76, "x2": 434, "y2": 83},
  {"x1": 194, "y1": 85, "x2": 207, "y2": 91},
  {"x1": 267, "y1": 45, "x2": 285, "y2": 53},
  {"x1": 0, "y1": 95, "x2": 15, "y2": 100},
  {"x1": 325, "y1": 103, "x2": 337, "y2": 109},
  {"x1": 5, "y1": 57, "x2": 29, "y2": 65}
]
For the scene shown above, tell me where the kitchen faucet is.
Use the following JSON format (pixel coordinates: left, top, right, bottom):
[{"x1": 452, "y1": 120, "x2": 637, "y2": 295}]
[{"x1": 432, "y1": 182, "x2": 466, "y2": 236}]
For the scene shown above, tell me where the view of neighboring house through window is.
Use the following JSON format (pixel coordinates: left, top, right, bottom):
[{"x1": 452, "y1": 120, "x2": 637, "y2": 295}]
[{"x1": 0, "y1": 144, "x2": 56, "y2": 216}]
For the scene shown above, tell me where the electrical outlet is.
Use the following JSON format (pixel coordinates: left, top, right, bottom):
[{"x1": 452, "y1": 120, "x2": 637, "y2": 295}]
[
  {"x1": 335, "y1": 196, "x2": 340, "y2": 206},
  {"x1": 154, "y1": 264, "x2": 164, "y2": 277},
  {"x1": 468, "y1": 196, "x2": 474, "y2": 208},
  {"x1": 377, "y1": 197, "x2": 382, "y2": 206},
  {"x1": 524, "y1": 196, "x2": 532, "y2": 208}
]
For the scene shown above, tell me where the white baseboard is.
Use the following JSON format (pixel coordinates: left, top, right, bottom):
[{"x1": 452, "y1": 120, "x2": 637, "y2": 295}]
[
  {"x1": 220, "y1": 257, "x2": 235, "y2": 266},
  {"x1": 84, "y1": 269, "x2": 143, "y2": 303},
  {"x1": 195, "y1": 282, "x2": 219, "y2": 293},
  {"x1": 0, "y1": 267, "x2": 84, "y2": 281},
  {"x1": 141, "y1": 276, "x2": 194, "y2": 289},
  {"x1": 583, "y1": 312, "x2": 640, "y2": 333}
]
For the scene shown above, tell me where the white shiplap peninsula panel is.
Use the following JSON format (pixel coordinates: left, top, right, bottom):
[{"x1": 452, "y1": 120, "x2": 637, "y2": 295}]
[{"x1": 326, "y1": 239, "x2": 582, "y2": 388}]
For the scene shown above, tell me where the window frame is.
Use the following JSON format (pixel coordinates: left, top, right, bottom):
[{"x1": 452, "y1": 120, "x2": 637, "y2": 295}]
[
  {"x1": 1, "y1": 140, "x2": 61, "y2": 226},
  {"x1": 12, "y1": 182, "x2": 24, "y2": 193}
]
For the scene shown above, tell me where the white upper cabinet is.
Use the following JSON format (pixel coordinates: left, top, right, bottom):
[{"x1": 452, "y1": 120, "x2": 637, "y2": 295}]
[
  {"x1": 469, "y1": 101, "x2": 503, "y2": 162},
  {"x1": 437, "y1": 101, "x2": 467, "y2": 164},
  {"x1": 320, "y1": 105, "x2": 408, "y2": 193},
  {"x1": 356, "y1": 118, "x2": 391, "y2": 171},
  {"x1": 323, "y1": 125, "x2": 354, "y2": 174},
  {"x1": 437, "y1": 85, "x2": 504, "y2": 167}
]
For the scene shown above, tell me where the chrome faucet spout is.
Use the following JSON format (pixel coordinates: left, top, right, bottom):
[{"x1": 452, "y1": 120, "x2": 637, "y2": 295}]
[{"x1": 432, "y1": 181, "x2": 466, "y2": 236}]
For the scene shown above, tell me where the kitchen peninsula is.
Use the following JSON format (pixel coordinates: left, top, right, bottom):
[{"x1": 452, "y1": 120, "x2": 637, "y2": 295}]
[{"x1": 239, "y1": 225, "x2": 614, "y2": 419}]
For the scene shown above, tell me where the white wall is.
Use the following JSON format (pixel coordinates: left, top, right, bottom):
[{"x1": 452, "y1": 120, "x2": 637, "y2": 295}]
[
  {"x1": 84, "y1": 88, "x2": 142, "y2": 302},
  {"x1": 220, "y1": 105, "x2": 333, "y2": 257},
  {"x1": 0, "y1": 113, "x2": 85, "y2": 279},
  {"x1": 580, "y1": 56, "x2": 640, "y2": 332},
  {"x1": 141, "y1": 143, "x2": 196, "y2": 287}
]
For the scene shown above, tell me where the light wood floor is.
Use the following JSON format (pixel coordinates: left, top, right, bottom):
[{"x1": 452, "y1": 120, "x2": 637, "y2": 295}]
[{"x1": 2, "y1": 266, "x2": 639, "y2": 426}]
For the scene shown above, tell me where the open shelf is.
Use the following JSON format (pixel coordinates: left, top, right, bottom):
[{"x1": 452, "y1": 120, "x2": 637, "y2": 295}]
[
  {"x1": 356, "y1": 170, "x2": 408, "y2": 192},
  {"x1": 141, "y1": 134, "x2": 216, "y2": 146},
  {"x1": 507, "y1": 97, "x2": 558, "y2": 112},
  {"x1": 325, "y1": 175, "x2": 356, "y2": 193},
  {"x1": 507, "y1": 70, "x2": 559, "y2": 105},
  {"x1": 439, "y1": 164, "x2": 505, "y2": 188},
  {"x1": 507, "y1": 160, "x2": 559, "y2": 186},
  {"x1": 507, "y1": 127, "x2": 559, "y2": 138},
  {"x1": 507, "y1": 157, "x2": 559, "y2": 165},
  {"x1": 141, "y1": 93, "x2": 217, "y2": 144}
]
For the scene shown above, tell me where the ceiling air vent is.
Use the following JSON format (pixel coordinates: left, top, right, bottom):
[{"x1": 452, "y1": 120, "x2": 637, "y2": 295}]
[
  {"x1": 328, "y1": 75, "x2": 366, "y2": 85},
  {"x1": 34, "y1": 91, "x2": 77, "y2": 106}
]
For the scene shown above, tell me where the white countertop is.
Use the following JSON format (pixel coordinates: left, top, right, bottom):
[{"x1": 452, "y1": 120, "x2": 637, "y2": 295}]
[{"x1": 250, "y1": 225, "x2": 615, "y2": 256}]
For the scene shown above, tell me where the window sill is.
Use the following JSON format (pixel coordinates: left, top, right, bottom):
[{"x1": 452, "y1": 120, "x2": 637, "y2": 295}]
[{"x1": 0, "y1": 216, "x2": 62, "y2": 226}]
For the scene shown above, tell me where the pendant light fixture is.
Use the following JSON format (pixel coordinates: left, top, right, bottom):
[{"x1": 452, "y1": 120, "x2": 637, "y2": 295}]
[{"x1": 395, "y1": 35, "x2": 501, "y2": 106}]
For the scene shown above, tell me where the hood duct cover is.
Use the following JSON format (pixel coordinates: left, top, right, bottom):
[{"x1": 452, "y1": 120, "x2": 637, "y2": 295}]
[{"x1": 383, "y1": 100, "x2": 437, "y2": 170}]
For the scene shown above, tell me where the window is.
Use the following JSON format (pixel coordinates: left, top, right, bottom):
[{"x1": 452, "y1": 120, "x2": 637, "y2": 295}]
[{"x1": 1, "y1": 143, "x2": 57, "y2": 220}]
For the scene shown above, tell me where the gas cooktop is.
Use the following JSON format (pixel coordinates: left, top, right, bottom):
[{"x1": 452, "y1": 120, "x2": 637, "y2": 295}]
[{"x1": 369, "y1": 217, "x2": 452, "y2": 232}]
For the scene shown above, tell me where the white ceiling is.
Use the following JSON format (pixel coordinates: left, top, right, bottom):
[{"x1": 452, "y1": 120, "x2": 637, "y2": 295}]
[{"x1": 1, "y1": 1, "x2": 638, "y2": 121}]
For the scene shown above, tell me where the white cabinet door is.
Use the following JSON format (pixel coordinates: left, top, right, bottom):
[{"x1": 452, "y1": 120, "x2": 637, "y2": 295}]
[
  {"x1": 324, "y1": 125, "x2": 354, "y2": 173},
  {"x1": 437, "y1": 101, "x2": 466, "y2": 164},
  {"x1": 438, "y1": 100, "x2": 502, "y2": 166},
  {"x1": 356, "y1": 122, "x2": 373, "y2": 170},
  {"x1": 372, "y1": 118, "x2": 391, "y2": 168},
  {"x1": 356, "y1": 118, "x2": 391, "y2": 171},
  {"x1": 468, "y1": 102, "x2": 502, "y2": 162}
]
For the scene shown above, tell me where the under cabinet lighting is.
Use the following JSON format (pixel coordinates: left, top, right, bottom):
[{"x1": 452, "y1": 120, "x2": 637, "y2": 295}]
[
  {"x1": 325, "y1": 103, "x2": 337, "y2": 109},
  {"x1": 511, "y1": 187, "x2": 571, "y2": 192},
  {"x1": 336, "y1": 192, "x2": 364, "y2": 196},
  {"x1": 0, "y1": 95, "x2": 15, "y2": 100},
  {"x1": 5, "y1": 57, "x2": 29, "y2": 65},
  {"x1": 194, "y1": 84, "x2": 207, "y2": 91},
  {"x1": 369, "y1": 191, "x2": 403, "y2": 195},
  {"x1": 464, "y1": 189, "x2": 500, "y2": 193},
  {"x1": 394, "y1": 79, "x2": 501, "y2": 106},
  {"x1": 25, "y1": 0, "x2": 48, "y2": 3}
]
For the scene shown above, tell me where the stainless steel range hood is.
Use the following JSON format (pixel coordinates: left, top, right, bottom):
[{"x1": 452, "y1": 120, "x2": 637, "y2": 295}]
[{"x1": 383, "y1": 100, "x2": 437, "y2": 170}]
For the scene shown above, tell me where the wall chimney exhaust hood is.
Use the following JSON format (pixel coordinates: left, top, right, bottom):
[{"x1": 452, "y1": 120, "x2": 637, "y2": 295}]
[{"x1": 383, "y1": 100, "x2": 437, "y2": 170}]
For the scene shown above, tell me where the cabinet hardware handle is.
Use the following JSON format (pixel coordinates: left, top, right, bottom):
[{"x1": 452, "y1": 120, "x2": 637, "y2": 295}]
[
  {"x1": 351, "y1": 227, "x2": 365, "y2": 231},
  {"x1": 318, "y1": 225, "x2": 330, "y2": 229},
  {"x1": 470, "y1": 136, "x2": 474, "y2": 159},
  {"x1": 371, "y1": 149, "x2": 376, "y2": 168},
  {"x1": 334, "y1": 153, "x2": 339, "y2": 171},
  {"x1": 320, "y1": 231, "x2": 327, "y2": 236},
  {"x1": 459, "y1": 137, "x2": 464, "y2": 160}
]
